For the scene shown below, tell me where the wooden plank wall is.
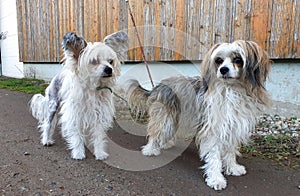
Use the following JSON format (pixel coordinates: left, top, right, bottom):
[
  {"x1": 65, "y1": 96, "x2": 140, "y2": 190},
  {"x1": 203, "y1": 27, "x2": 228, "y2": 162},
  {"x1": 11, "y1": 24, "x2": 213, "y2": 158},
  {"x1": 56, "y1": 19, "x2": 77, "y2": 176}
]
[{"x1": 16, "y1": 0, "x2": 300, "y2": 62}]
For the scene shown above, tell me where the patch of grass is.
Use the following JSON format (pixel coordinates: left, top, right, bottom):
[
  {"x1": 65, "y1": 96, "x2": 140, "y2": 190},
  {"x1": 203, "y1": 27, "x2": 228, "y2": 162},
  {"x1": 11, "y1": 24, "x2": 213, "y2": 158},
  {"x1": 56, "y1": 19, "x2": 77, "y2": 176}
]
[
  {"x1": 0, "y1": 77, "x2": 47, "y2": 94},
  {"x1": 241, "y1": 134, "x2": 300, "y2": 169}
]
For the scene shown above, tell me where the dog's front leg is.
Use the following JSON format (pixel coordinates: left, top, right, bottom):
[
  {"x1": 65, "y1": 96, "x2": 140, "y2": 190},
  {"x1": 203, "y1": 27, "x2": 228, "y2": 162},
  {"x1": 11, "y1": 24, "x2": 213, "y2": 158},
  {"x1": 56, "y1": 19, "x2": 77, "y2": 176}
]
[
  {"x1": 62, "y1": 126, "x2": 86, "y2": 160},
  {"x1": 223, "y1": 150, "x2": 246, "y2": 176},
  {"x1": 91, "y1": 127, "x2": 109, "y2": 160},
  {"x1": 69, "y1": 132, "x2": 86, "y2": 160},
  {"x1": 201, "y1": 143, "x2": 227, "y2": 190}
]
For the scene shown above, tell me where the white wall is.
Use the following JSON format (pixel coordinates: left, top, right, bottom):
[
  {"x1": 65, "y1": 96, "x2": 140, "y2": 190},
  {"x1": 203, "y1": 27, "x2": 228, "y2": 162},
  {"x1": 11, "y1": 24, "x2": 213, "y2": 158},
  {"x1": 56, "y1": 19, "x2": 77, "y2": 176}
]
[
  {"x1": 266, "y1": 63, "x2": 300, "y2": 105},
  {"x1": 0, "y1": 0, "x2": 24, "y2": 78},
  {"x1": 24, "y1": 63, "x2": 63, "y2": 81},
  {"x1": 24, "y1": 61, "x2": 300, "y2": 107}
]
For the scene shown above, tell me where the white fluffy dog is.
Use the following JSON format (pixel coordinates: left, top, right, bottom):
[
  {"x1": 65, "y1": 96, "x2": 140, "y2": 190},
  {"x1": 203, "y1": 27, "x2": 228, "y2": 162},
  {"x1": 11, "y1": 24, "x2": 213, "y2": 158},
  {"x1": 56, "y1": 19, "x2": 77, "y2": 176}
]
[
  {"x1": 125, "y1": 40, "x2": 271, "y2": 190},
  {"x1": 30, "y1": 31, "x2": 129, "y2": 160}
]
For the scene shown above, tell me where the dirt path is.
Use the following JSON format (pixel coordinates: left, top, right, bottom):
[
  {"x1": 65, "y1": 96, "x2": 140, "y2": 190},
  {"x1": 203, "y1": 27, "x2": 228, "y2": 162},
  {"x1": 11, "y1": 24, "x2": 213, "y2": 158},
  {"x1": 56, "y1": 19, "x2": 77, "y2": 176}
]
[{"x1": 0, "y1": 89, "x2": 299, "y2": 195}]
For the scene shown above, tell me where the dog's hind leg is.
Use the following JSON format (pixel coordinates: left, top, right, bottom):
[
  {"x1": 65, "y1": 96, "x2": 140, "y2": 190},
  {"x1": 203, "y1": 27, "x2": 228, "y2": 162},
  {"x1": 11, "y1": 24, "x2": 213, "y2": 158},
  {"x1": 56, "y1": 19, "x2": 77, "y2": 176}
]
[
  {"x1": 40, "y1": 115, "x2": 57, "y2": 146},
  {"x1": 142, "y1": 102, "x2": 178, "y2": 156},
  {"x1": 39, "y1": 73, "x2": 62, "y2": 146},
  {"x1": 159, "y1": 117, "x2": 177, "y2": 150},
  {"x1": 40, "y1": 100, "x2": 58, "y2": 146}
]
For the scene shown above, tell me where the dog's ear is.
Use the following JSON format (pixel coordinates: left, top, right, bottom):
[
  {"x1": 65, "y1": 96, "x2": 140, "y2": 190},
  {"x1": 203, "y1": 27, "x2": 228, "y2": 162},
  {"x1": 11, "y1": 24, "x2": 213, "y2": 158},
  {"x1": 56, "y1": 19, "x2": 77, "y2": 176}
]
[
  {"x1": 62, "y1": 32, "x2": 87, "y2": 59},
  {"x1": 235, "y1": 40, "x2": 271, "y2": 89},
  {"x1": 104, "y1": 31, "x2": 129, "y2": 62},
  {"x1": 200, "y1": 43, "x2": 222, "y2": 85},
  {"x1": 235, "y1": 40, "x2": 271, "y2": 105}
]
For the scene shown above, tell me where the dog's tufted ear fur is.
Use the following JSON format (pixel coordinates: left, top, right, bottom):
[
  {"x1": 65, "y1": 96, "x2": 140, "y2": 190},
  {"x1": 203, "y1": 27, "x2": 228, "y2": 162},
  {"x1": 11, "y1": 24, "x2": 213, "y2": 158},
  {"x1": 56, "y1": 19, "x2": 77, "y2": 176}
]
[
  {"x1": 104, "y1": 31, "x2": 129, "y2": 62},
  {"x1": 62, "y1": 32, "x2": 87, "y2": 60},
  {"x1": 234, "y1": 40, "x2": 271, "y2": 105},
  {"x1": 200, "y1": 43, "x2": 222, "y2": 85},
  {"x1": 234, "y1": 40, "x2": 271, "y2": 88}
]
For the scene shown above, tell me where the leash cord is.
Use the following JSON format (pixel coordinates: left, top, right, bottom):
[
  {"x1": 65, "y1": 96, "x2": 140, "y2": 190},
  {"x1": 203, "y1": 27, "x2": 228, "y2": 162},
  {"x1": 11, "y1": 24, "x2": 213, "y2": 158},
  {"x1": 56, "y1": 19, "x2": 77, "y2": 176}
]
[
  {"x1": 125, "y1": 0, "x2": 155, "y2": 88},
  {"x1": 96, "y1": 86, "x2": 148, "y2": 123},
  {"x1": 96, "y1": 86, "x2": 128, "y2": 103},
  {"x1": 113, "y1": 92, "x2": 128, "y2": 103}
]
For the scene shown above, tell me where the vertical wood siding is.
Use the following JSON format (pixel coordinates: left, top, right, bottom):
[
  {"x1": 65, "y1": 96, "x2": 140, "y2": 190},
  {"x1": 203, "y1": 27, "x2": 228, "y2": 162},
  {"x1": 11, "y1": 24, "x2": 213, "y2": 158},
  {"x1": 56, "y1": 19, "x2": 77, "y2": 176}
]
[{"x1": 16, "y1": 0, "x2": 300, "y2": 62}]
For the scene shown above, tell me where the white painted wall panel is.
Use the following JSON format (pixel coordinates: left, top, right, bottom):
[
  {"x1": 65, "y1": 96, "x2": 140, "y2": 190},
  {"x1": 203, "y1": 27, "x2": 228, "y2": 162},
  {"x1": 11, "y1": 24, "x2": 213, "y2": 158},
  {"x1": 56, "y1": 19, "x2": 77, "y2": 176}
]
[{"x1": 0, "y1": 0, "x2": 24, "y2": 78}]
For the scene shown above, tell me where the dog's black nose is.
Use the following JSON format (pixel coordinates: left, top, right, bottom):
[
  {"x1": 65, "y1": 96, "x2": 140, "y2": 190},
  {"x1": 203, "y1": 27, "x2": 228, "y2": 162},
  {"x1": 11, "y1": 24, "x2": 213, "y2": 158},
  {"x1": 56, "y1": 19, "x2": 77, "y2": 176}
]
[
  {"x1": 104, "y1": 66, "x2": 112, "y2": 75},
  {"x1": 220, "y1": 67, "x2": 229, "y2": 75}
]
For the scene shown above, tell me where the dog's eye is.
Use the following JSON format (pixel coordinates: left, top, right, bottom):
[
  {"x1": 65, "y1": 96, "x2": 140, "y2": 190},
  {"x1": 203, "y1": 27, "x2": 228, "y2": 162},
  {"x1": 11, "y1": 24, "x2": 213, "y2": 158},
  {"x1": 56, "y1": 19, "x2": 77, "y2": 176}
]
[
  {"x1": 215, "y1": 58, "x2": 224, "y2": 65},
  {"x1": 108, "y1": 59, "x2": 114, "y2": 65},
  {"x1": 233, "y1": 57, "x2": 243, "y2": 64},
  {"x1": 91, "y1": 58, "x2": 99, "y2": 65}
]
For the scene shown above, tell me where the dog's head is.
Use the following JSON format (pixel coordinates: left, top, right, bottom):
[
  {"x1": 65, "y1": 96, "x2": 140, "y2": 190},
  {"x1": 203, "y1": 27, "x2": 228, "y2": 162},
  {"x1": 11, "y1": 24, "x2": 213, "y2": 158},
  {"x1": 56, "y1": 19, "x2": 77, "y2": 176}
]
[
  {"x1": 78, "y1": 42, "x2": 120, "y2": 85},
  {"x1": 62, "y1": 31, "x2": 129, "y2": 87},
  {"x1": 201, "y1": 40, "x2": 271, "y2": 104}
]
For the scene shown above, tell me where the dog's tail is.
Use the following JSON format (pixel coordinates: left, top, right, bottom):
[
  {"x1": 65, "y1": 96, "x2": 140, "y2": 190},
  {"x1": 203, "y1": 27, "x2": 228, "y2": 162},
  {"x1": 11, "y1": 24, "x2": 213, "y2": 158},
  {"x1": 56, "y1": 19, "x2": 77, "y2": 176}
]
[
  {"x1": 124, "y1": 79, "x2": 151, "y2": 118},
  {"x1": 29, "y1": 94, "x2": 49, "y2": 126}
]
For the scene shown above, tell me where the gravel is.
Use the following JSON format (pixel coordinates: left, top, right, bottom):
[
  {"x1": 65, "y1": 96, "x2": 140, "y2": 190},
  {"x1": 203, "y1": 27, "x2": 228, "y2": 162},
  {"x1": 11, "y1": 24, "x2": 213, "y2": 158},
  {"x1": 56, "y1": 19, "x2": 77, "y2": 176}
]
[{"x1": 255, "y1": 114, "x2": 299, "y2": 138}]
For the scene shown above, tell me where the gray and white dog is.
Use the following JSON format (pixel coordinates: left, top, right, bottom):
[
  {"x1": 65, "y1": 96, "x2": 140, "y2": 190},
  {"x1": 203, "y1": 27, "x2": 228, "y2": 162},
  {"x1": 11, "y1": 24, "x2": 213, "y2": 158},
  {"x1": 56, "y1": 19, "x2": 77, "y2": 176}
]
[
  {"x1": 125, "y1": 40, "x2": 271, "y2": 190},
  {"x1": 30, "y1": 31, "x2": 129, "y2": 160}
]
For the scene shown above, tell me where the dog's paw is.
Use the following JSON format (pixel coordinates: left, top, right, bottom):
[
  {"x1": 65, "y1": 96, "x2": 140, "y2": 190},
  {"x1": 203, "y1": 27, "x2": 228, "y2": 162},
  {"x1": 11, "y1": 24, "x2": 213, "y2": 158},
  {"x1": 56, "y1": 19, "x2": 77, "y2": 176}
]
[
  {"x1": 95, "y1": 152, "x2": 109, "y2": 160},
  {"x1": 161, "y1": 140, "x2": 175, "y2": 150},
  {"x1": 141, "y1": 144, "x2": 161, "y2": 156},
  {"x1": 225, "y1": 164, "x2": 246, "y2": 176},
  {"x1": 41, "y1": 139, "x2": 54, "y2": 146},
  {"x1": 71, "y1": 150, "x2": 86, "y2": 160},
  {"x1": 205, "y1": 175, "x2": 227, "y2": 190}
]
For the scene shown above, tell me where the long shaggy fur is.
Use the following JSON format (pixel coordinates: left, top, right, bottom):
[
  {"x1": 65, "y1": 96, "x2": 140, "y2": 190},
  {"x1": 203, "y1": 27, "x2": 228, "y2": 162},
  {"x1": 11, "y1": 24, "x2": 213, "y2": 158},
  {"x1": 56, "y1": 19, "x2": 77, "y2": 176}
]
[
  {"x1": 30, "y1": 31, "x2": 129, "y2": 160},
  {"x1": 125, "y1": 40, "x2": 271, "y2": 190}
]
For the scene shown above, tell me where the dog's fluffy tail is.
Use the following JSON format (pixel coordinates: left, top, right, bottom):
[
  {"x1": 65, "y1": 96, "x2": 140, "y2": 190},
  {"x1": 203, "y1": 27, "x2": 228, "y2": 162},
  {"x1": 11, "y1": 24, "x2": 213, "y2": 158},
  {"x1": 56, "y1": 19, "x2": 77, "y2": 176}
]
[
  {"x1": 124, "y1": 79, "x2": 150, "y2": 118},
  {"x1": 29, "y1": 94, "x2": 49, "y2": 126}
]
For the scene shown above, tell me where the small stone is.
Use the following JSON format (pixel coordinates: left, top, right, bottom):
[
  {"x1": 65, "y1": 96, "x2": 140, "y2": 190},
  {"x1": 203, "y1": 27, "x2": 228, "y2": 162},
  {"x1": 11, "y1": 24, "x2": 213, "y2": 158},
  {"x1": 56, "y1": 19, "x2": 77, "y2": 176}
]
[
  {"x1": 20, "y1": 186, "x2": 29, "y2": 191},
  {"x1": 106, "y1": 186, "x2": 113, "y2": 191},
  {"x1": 24, "y1": 152, "x2": 30, "y2": 156}
]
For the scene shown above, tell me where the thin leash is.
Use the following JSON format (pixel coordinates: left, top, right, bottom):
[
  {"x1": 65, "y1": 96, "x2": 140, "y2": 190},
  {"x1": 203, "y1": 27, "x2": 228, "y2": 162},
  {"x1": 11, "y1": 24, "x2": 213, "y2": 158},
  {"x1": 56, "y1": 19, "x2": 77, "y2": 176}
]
[
  {"x1": 96, "y1": 86, "x2": 128, "y2": 102},
  {"x1": 96, "y1": 87, "x2": 146, "y2": 123},
  {"x1": 113, "y1": 92, "x2": 128, "y2": 103},
  {"x1": 96, "y1": 87, "x2": 145, "y2": 123},
  {"x1": 97, "y1": 0, "x2": 156, "y2": 103},
  {"x1": 125, "y1": 0, "x2": 155, "y2": 89}
]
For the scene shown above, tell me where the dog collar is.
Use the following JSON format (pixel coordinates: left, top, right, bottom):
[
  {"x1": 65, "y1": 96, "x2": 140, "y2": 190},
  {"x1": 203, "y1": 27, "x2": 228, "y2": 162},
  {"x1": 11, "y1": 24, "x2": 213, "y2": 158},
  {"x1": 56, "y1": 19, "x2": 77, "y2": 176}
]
[{"x1": 95, "y1": 86, "x2": 113, "y2": 93}]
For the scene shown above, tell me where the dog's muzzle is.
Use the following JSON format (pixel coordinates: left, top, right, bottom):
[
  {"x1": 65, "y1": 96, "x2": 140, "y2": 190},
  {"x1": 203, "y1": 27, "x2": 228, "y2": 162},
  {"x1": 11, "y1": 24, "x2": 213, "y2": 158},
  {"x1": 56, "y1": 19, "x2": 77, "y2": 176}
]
[
  {"x1": 220, "y1": 67, "x2": 229, "y2": 75},
  {"x1": 102, "y1": 66, "x2": 113, "y2": 77},
  {"x1": 219, "y1": 67, "x2": 232, "y2": 79}
]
